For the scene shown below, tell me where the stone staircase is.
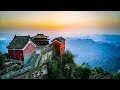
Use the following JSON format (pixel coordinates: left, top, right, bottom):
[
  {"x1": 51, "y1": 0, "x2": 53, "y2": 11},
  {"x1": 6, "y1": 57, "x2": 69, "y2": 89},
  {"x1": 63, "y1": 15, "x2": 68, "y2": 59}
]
[{"x1": 29, "y1": 54, "x2": 39, "y2": 67}]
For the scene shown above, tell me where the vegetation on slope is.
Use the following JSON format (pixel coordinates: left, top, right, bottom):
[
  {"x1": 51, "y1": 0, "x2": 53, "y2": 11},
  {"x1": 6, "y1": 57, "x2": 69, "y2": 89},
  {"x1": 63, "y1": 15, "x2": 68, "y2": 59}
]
[
  {"x1": 1, "y1": 51, "x2": 120, "y2": 79},
  {"x1": 42, "y1": 50, "x2": 120, "y2": 79},
  {"x1": 0, "y1": 52, "x2": 7, "y2": 70}
]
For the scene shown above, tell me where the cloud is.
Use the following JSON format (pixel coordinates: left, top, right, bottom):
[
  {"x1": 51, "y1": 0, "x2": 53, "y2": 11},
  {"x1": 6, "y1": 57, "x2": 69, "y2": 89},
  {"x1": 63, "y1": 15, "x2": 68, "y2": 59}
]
[
  {"x1": 0, "y1": 11, "x2": 120, "y2": 35},
  {"x1": 0, "y1": 38, "x2": 6, "y2": 40},
  {"x1": 1, "y1": 11, "x2": 120, "y2": 29}
]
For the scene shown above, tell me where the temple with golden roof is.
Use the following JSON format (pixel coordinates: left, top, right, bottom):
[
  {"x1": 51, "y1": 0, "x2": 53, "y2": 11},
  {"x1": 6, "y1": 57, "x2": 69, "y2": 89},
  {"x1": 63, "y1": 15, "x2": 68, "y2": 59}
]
[{"x1": 32, "y1": 33, "x2": 50, "y2": 46}]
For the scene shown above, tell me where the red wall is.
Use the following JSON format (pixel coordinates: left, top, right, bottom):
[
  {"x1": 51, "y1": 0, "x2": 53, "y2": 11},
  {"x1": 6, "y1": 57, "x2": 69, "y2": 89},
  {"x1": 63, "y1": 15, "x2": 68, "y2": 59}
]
[
  {"x1": 60, "y1": 42, "x2": 65, "y2": 55},
  {"x1": 52, "y1": 40, "x2": 65, "y2": 56},
  {"x1": 8, "y1": 42, "x2": 36, "y2": 61},
  {"x1": 8, "y1": 50, "x2": 24, "y2": 61},
  {"x1": 23, "y1": 43, "x2": 36, "y2": 54}
]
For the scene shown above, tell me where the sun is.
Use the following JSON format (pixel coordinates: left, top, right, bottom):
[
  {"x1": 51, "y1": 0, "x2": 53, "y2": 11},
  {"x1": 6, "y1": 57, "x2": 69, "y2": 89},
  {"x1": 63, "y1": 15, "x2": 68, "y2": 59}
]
[{"x1": 38, "y1": 11, "x2": 86, "y2": 29}]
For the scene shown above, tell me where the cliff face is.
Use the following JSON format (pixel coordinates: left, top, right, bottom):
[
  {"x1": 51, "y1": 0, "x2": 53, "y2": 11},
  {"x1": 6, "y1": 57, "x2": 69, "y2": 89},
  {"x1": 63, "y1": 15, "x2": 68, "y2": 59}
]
[{"x1": 13, "y1": 65, "x2": 47, "y2": 79}]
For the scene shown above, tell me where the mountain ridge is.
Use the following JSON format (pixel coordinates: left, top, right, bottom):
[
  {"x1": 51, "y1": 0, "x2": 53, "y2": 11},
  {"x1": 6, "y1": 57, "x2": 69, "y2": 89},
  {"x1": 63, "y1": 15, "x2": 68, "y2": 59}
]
[{"x1": 65, "y1": 36, "x2": 120, "y2": 72}]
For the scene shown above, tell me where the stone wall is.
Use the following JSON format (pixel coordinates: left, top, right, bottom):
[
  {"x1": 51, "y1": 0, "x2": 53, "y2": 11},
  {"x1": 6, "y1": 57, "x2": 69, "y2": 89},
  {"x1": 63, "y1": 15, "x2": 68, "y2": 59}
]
[{"x1": 38, "y1": 45, "x2": 53, "y2": 66}]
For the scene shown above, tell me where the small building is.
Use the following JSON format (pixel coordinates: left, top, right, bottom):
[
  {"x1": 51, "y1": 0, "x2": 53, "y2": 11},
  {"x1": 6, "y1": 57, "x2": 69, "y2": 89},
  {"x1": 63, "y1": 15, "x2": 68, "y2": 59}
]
[
  {"x1": 32, "y1": 33, "x2": 49, "y2": 46},
  {"x1": 7, "y1": 35, "x2": 36, "y2": 63},
  {"x1": 32, "y1": 33, "x2": 50, "y2": 54},
  {"x1": 51, "y1": 37, "x2": 65, "y2": 57}
]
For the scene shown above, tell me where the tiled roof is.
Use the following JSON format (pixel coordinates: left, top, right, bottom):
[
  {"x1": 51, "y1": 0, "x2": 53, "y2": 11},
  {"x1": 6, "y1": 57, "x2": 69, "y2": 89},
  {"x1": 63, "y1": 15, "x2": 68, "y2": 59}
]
[
  {"x1": 51, "y1": 37, "x2": 65, "y2": 42},
  {"x1": 33, "y1": 34, "x2": 48, "y2": 39},
  {"x1": 7, "y1": 35, "x2": 31, "y2": 49}
]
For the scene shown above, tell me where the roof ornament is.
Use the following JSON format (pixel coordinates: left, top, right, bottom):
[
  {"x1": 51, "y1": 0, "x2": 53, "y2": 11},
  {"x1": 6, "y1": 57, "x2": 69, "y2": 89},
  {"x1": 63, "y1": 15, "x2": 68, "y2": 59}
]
[{"x1": 28, "y1": 35, "x2": 30, "y2": 37}]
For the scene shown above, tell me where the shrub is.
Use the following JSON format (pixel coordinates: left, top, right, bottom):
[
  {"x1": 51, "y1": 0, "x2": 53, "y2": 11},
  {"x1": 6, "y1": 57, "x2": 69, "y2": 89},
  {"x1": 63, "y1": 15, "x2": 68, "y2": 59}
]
[{"x1": 0, "y1": 52, "x2": 7, "y2": 69}]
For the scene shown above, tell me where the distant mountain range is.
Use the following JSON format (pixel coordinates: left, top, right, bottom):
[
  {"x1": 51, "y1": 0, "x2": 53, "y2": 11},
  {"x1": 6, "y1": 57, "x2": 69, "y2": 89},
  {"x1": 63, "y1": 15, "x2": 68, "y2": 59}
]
[
  {"x1": 0, "y1": 40, "x2": 11, "y2": 53},
  {"x1": 65, "y1": 34, "x2": 120, "y2": 72},
  {"x1": 1, "y1": 34, "x2": 120, "y2": 72},
  {"x1": 0, "y1": 33, "x2": 14, "y2": 53}
]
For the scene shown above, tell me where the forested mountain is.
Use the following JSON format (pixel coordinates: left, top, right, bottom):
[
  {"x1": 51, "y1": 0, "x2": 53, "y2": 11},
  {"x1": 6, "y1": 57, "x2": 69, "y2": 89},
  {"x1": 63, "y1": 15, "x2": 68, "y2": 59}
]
[{"x1": 66, "y1": 35, "x2": 120, "y2": 72}]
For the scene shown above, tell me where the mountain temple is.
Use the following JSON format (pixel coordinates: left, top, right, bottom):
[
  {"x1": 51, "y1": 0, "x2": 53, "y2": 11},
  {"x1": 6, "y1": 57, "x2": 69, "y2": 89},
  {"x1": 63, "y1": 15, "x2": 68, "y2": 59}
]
[
  {"x1": 51, "y1": 37, "x2": 65, "y2": 57},
  {"x1": 7, "y1": 35, "x2": 36, "y2": 62},
  {"x1": 32, "y1": 33, "x2": 49, "y2": 46},
  {"x1": 7, "y1": 34, "x2": 65, "y2": 65}
]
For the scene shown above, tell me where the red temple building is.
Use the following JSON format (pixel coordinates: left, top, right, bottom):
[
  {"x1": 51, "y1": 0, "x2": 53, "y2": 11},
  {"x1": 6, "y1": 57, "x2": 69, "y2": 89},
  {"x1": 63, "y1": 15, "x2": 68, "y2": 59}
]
[
  {"x1": 7, "y1": 35, "x2": 36, "y2": 62},
  {"x1": 51, "y1": 37, "x2": 65, "y2": 57},
  {"x1": 6, "y1": 34, "x2": 65, "y2": 65}
]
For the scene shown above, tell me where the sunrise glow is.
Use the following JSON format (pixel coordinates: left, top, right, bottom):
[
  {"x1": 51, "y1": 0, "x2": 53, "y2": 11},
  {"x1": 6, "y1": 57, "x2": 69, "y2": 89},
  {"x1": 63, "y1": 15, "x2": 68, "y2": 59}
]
[
  {"x1": 0, "y1": 11, "x2": 120, "y2": 29},
  {"x1": 0, "y1": 11, "x2": 120, "y2": 36}
]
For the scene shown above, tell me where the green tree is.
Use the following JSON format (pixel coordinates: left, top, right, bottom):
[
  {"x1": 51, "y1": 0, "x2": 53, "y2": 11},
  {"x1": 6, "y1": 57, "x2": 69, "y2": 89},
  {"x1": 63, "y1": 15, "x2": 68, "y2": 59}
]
[
  {"x1": 73, "y1": 66, "x2": 83, "y2": 79},
  {"x1": 89, "y1": 67, "x2": 111, "y2": 79},
  {"x1": 61, "y1": 50, "x2": 76, "y2": 79},
  {"x1": 46, "y1": 54, "x2": 64, "y2": 79},
  {"x1": 0, "y1": 52, "x2": 7, "y2": 69},
  {"x1": 46, "y1": 60, "x2": 64, "y2": 79},
  {"x1": 45, "y1": 50, "x2": 76, "y2": 79},
  {"x1": 3, "y1": 53, "x2": 11, "y2": 59},
  {"x1": 73, "y1": 65, "x2": 91, "y2": 79}
]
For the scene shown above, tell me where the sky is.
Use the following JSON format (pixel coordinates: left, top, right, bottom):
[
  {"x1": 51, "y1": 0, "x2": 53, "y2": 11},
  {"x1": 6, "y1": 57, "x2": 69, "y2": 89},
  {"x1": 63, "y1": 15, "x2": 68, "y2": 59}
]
[{"x1": 0, "y1": 11, "x2": 120, "y2": 37}]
